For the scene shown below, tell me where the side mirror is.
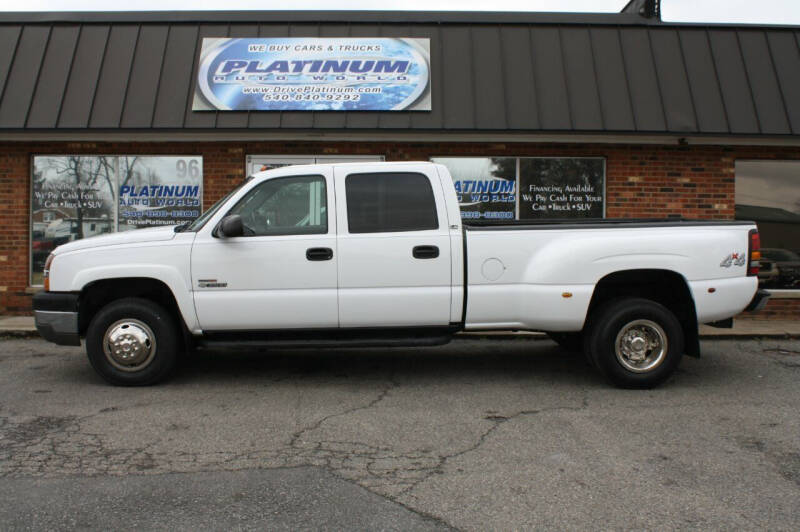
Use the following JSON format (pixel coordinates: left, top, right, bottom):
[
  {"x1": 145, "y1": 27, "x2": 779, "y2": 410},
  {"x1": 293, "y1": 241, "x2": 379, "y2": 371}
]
[{"x1": 217, "y1": 215, "x2": 244, "y2": 238}]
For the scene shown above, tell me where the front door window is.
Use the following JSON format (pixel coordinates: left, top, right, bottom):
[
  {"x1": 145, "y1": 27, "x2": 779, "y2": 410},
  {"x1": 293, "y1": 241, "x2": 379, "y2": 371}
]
[{"x1": 226, "y1": 175, "x2": 327, "y2": 236}]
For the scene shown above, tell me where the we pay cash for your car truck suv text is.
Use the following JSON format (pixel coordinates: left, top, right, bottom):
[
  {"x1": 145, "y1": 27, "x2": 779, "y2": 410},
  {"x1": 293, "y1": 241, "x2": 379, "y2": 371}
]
[{"x1": 33, "y1": 162, "x2": 768, "y2": 388}]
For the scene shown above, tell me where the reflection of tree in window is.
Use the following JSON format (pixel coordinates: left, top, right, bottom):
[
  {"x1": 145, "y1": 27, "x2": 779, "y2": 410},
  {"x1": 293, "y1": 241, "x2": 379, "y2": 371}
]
[
  {"x1": 490, "y1": 158, "x2": 516, "y2": 180},
  {"x1": 45, "y1": 156, "x2": 115, "y2": 239}
]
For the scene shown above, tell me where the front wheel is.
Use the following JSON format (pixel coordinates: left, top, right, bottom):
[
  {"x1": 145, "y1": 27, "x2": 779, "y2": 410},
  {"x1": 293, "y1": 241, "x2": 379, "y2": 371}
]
[
  {"x1": 85, "y1": 298, "x2": 180, "y2": 386},
  {"x1": 584, "y1": 298, "x2": 684, "y2": 389}
]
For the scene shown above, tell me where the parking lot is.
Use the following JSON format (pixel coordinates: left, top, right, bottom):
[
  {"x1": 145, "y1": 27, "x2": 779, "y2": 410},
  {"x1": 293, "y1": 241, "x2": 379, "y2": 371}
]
[{"x1": 1, "y1": 336, "x2": 799, "y2": 530}]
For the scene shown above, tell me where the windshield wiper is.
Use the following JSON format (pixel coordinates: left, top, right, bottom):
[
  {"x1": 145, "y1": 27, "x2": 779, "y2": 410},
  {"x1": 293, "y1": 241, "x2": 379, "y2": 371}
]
[{"x1": 173, "y1": 222, "x2": 191, "y2": 233}]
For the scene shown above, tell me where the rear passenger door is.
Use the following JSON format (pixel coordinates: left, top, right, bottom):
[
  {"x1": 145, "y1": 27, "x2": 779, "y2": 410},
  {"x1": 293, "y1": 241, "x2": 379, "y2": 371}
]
[{"x1": 334, "y1": 165, "x2": 453, "y2": 328}]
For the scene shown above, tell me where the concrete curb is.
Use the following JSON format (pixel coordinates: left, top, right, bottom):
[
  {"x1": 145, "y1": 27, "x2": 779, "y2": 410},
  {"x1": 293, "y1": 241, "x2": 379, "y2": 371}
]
[{"x1": 0, "y1": 331, "x2": 40, "y2": 339}]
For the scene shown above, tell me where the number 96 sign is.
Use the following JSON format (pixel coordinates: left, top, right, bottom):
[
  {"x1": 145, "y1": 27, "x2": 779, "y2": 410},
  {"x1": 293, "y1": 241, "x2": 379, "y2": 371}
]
[{"x1": 176, "y1": 159, "x2": 201, "y2": 179}]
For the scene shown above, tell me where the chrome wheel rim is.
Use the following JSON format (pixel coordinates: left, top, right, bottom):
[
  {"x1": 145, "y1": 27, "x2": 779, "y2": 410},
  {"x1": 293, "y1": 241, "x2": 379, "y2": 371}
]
[
  {"x1": 614, "y1": 319, "x2": 667, "y2": 373},
  {"x1": 102, "y1": 319, "x2": 157, "y2": 372}
]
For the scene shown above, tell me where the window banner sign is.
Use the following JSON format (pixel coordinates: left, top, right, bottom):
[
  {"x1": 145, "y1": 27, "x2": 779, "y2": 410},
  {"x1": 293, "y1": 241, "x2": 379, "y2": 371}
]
[
  {"x1": 431, "y1": 158, "x2": 516, "y2": 220},
  {"x1": 518, "y1": 158, "x2": 605, "y2": 220},
  {"x1": 117, "y1": 156, "x2": 202, "y2": 231},
  {"x1": 192, "y1": 38, "x2": 431, "y2": 111}
]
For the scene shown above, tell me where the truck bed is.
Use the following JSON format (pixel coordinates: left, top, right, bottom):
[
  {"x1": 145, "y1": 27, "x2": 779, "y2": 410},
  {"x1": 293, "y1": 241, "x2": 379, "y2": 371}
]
[{"x1": 462, "y1": 218, "x2": 758, "y2": 331}]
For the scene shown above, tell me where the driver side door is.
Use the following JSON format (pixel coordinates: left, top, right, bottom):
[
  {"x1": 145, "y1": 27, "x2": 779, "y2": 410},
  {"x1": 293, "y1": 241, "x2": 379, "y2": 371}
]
[{"x1": 190, "y1": 170, "x2": 338, "y2": 331}]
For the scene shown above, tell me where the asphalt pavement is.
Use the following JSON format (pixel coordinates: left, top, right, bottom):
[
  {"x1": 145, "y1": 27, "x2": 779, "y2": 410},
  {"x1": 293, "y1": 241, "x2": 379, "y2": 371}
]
[{"x1": 1, "y1": 336, "x2": 799, "y2": 530}]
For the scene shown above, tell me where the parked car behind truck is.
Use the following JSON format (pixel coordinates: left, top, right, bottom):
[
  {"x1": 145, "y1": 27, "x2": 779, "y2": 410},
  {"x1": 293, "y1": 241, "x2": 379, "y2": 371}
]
[
  {"x1": 34, "y1": 162, "x2": 768, "y2": 388},
  {"x1": 759, "y1": 248, "x2": 800, "y2": 289}
]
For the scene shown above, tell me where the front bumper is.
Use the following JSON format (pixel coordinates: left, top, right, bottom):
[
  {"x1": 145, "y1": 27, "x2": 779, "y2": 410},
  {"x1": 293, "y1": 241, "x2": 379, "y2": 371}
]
[
  {"x1": 744, "y1": 289, "x2": 771, "y2": 313},
  {"x1": 32, "y1": 292, "x2": 81, "y2": 346}
]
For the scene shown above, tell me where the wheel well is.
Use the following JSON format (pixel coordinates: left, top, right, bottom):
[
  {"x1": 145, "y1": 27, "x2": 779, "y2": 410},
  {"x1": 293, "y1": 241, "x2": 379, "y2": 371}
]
[
  {"x1": 78, "y1": 278, "x2": 184, "y2": 336},
  {"x1": 586, "y1": 269, "x2": 700, "y2": 357}
]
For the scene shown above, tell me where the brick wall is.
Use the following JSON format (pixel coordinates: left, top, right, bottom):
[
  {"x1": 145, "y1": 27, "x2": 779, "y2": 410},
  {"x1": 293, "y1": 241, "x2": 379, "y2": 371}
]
[{"x1": 2, "y1": 139, "x2": 799, "y2": 315}]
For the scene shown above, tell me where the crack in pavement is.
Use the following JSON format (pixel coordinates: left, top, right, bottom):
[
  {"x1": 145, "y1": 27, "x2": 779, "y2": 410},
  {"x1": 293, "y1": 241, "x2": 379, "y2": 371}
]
[
  {"x1": 0, "y1": 392, "x2": 589, "y2": 496},
  {"x1": 397, "y1": 393, "x2": 591, "y2": 498},
  {"x1": 289, "y1": 378, "x2": 397, "y2": 449}
]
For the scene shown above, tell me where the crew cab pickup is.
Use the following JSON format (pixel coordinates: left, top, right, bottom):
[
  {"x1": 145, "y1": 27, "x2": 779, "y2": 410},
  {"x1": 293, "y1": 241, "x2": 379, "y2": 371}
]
[{"x1": 33, "y1": 161, "x2": 768, "y2": 388}]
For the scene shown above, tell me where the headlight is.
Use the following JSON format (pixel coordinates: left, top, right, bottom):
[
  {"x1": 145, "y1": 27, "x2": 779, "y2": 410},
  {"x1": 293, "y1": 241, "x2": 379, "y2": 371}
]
[{"x1": 43, "y1": 254, "x2": 54, "y2": 291}]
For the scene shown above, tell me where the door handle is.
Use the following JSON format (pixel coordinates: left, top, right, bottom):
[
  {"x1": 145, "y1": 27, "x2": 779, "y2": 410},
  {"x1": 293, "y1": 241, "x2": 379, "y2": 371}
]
[
  {"x1": 306, "y1": 247, "x2": 334, "y2": 261},
  {"x1": 412, "y1": 245, "x2": 439, "y2": 259}
]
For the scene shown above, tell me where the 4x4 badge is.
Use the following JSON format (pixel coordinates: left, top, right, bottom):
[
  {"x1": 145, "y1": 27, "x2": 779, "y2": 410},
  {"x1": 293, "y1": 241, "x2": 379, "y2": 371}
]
[{"x1": 720, "y1": 252, "x2": 746, "y2": 268}]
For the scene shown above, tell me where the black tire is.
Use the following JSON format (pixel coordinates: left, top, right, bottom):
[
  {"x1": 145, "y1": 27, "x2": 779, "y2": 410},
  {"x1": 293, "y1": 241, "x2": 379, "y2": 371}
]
[
  {"x1": 547, "y1": 332, "x2": 584, "y2": 352},
  {"x1": 85, "y1": 297, "x2": 180, "y2": 386},
  {"x1": 584, "y1": 297, "x2": 684, "y2": 389}
]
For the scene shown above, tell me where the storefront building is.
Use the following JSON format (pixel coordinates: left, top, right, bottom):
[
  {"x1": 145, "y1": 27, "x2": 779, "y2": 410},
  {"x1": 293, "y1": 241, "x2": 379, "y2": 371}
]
[{"x1": 0, "y1": 8, "x2": 799, "y2": 317}]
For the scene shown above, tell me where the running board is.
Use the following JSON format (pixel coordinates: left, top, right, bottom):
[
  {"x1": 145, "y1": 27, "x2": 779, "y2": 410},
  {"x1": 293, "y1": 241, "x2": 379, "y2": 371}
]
[{"x1": 196, "y1": 327, "x2": 456, "y2": 350}]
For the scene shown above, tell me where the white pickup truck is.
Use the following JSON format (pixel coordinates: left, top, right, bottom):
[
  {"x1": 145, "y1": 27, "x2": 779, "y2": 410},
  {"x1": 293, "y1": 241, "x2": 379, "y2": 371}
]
[{"x1": 34, "y1": 161, "x2": 768, "y2": 388}]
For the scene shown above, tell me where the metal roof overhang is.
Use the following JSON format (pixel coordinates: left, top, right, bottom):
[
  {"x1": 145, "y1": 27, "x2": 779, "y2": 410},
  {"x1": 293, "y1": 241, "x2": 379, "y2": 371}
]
[
  {"x1": 3, "y1": 130, "x2": 800, "y2": 147},
  {"x1": 1, "y1": 11, "x2": 799, "y2": 141}
]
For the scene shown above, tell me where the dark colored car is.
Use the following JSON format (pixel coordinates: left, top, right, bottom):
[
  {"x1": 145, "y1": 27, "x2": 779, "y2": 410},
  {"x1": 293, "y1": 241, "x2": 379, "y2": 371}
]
[
  {"x1": 761, "y1": 248, "x2": 800, "y2": 289},
  {"x1": 31, "y1": 230, "x2": 55, "y2": 272}
]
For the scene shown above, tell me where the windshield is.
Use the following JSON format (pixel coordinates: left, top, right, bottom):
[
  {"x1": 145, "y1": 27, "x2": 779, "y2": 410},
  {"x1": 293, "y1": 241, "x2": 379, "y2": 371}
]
[{"x1": 184, "y1": 182, "x2": 246, "y2": 232}]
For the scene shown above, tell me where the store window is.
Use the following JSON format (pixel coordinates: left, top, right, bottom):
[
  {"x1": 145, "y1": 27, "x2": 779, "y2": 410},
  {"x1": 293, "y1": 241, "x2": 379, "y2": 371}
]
[
  {"x1": 431, "y1": 157, "x2": 605, "y2": 221},
  {"x1": 31, "y1": 155, "x2": 202, "y2": 285},
  {"x1": 735, "y1": 161, "x2": 800, "y2": 290}
]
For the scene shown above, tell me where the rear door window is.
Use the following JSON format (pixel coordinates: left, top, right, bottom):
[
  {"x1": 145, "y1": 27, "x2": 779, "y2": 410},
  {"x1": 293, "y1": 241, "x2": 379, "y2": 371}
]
[{"x1": 345, "y1": 172, "x2": 439, "y2": 234}]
